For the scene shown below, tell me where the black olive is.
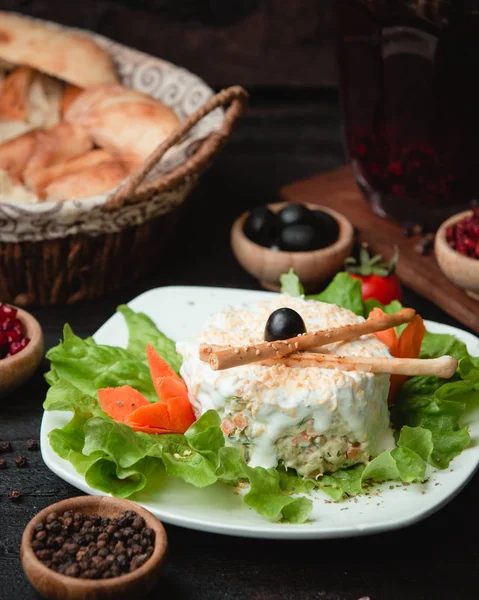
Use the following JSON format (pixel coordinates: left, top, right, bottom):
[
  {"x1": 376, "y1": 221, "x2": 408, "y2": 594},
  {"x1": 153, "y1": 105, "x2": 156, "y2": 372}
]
[
  {"x1": 279, "y1": 224, "x2": 324, "y2": 252},
  {"x1": 264, "y1": 308, "x2": 306, "y2": 341},
  {"x1": 312, "y1": 210, "x2": 339, "y2": 246},
  {"x1": 277, "y1": 204, "x2": 316, "y2": 228},
  {"x1": 243, "y1": 207, "x2": 278, "y2": 247}
]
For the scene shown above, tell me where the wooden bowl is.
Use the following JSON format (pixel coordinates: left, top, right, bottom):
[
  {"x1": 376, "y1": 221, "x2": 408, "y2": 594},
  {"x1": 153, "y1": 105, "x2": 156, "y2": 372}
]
[
  {"x1": 435, "y1": 210, "x2": 479, "y2": 300},
  {"x1": 21, "y1": 496, "x2": 168, "y2": 600},
  {"x1": 0, "y1": 305, "x2": 44, "y2": 397},
  {"x1": 231, "y1": 202, "x2": 354, "y2": 292}
]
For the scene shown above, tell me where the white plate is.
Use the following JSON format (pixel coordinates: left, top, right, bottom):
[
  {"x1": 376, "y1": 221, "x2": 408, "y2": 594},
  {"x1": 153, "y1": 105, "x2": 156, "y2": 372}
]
[{"x1": 41, "y1": 286, "x2": 479, "y2": 539}]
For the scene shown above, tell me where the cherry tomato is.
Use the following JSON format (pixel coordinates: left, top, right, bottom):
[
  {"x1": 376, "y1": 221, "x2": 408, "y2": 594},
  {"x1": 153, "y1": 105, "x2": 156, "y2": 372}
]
[{"x1": 350, "y1": 273, "x2": 402, "y2": 305}]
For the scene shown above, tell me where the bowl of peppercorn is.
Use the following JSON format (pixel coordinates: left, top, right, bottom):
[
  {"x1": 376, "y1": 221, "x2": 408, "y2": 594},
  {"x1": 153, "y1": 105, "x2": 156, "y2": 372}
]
[
  {"x1": 231, "y1": 202, "x2": 354, "y2": 292},
  {"x1": 20, "y1": 495, "x2": 168, "y2": 600},
  {"x1": 435, "y1": 208, "x2": 479, "y2": 300},
  {"x1": 0, "y1": 303, "x2": 44, "y2": 397}
]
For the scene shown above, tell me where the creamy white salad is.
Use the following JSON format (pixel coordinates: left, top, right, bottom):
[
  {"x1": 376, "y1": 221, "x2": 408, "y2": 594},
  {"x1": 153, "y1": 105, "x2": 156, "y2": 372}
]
[{"x1": 177, "y1": 295, "x2": 395, "y2": 478}]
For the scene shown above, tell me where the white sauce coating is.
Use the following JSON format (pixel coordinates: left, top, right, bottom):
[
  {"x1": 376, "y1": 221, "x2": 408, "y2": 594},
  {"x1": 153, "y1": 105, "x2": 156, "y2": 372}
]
[{"x1": 177, "y1": 295, "x2": 395, "y2": 471}]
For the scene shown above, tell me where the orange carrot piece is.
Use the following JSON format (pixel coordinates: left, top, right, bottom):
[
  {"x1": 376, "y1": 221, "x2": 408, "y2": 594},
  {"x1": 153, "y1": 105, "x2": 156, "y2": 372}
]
[
  {"x1": 98, "y1": 386, "x2": 150, "y2": 422},
  {"x1": 157, "y1": 376, "x2": 187, "y2": 401},
  {"x1": 388, "y1": 315, "x2": 426, "y2": 405},
  {"x1": 127, "y1": 401, "x2": 171, "y2": 430},
  {"x1": 369, "y1": 308, "x2": 399, "y2": 356},
  {"x1": 166, "y1": 395, "x2": 196, "y2": 432},
  {"x1": 147, "y1": 343, "x2": 179, "y2": 380},
  {"x1": 129, "y1": 424, "x2": 180, "y2": 435},
  {"x1": 397, "y1": 315, "x2": 426, "y2": 360}
]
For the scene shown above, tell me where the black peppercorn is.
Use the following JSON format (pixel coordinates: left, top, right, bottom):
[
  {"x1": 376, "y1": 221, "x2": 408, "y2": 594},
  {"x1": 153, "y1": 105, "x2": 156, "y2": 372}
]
[
  {"x1": 26, "y1": 439, "x2": 39, "y2": 451},
  {"x1": 0, "y1": 458, "x2": 6, "y2": 469},
  {"x1": 15, "y1": 455, "x2": 27, "y2": 468},
  {"x1": 9, "y1": 489, "x2": 21, "y2": 501},
  {"x1": 0, "y1": 441, "x2": 12, "y2": 453}
]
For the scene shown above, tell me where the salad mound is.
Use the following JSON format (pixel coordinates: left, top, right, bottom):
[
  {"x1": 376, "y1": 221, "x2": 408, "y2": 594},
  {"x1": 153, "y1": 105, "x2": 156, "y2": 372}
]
[{"x1": 44, "y1": 272, "x2": 479, "y2": 524}]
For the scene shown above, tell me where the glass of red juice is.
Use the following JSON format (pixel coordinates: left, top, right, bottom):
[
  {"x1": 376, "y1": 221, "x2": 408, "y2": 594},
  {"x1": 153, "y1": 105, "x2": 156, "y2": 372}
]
[{"x1": 336, "y1": 0, "x2": 479, "y2": 230}]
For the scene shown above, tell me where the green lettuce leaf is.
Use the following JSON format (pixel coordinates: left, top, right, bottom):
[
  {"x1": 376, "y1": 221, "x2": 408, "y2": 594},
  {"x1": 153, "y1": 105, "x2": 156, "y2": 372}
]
[
  {"x1": 396, "y1": 426, "x2": 433, "y2": 462},
  {"x1": 117, "y1": 305, "x2": 182, "y2": 374},
  {"x1": 217, "y1": 447, "x2": 247, "y2": 486},
  {"x1": 393, "y1": 377, "x2": 473, "y2": 469},
  {"x1": 308, "y1": 272, "x2": 364, "y2": 316},
  {"x1": 43, "y1": 379, "x2": 104, "y2": 416},
  {"x1": 276, "y1": 465, "x2": 317, "y2": 494},
  {"x1": 280, "y1": 269, "x2": 304, "y2": 297},
  {"x1": 390, "y1": 446, "x2": 426, "y2": 483},
  {"x1": 363, "y1": 298, "x2": 403, "y2": 317},
  {"x1": 46, "y1": 325, "x2": 157, "y2": 403},
  {"x1": 361, "y1": 452, "x2": 400, "y2": 483},
  {"x1": 242, "y1": 465, "x2": 312, "y2": 524},
  {"x1": 49, "y1": 410, "x2": 103, "y2": 476},
  {"x1": 320, "y1": 464, "x2": 364, "y2": 500},
  {"x1": 420, "y1": 331, "x2": 470, "y2": 362},
  {"x1": 85, "y1": 457, "x2": 158, "y2": 499}
]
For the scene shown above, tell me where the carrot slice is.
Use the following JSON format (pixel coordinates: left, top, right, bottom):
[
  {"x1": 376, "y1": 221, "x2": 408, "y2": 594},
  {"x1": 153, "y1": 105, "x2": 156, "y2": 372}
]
[
  {"x1": 98, "y1": 386, "x2": 150, "y2": 422},
  {"x1": 128, "y1": 395, "x2": 195, "y2": 434},
  {"x1": 147, "y1": 344, "x2": 179, "y2": 380},
  {"x1": 397, "y1": 315, "x2": 426, "y2": 360},
  {"x1": 166, "y1": 395, "x2": 196, "y2": 432},
  {"x1": 388, "y1": 315, "x2": 426, "y2": 405},
  {"x1": 129, "y1": 424, "x2": 178, "y2": 435},
  {"x1": 127, "y1": 401, "x2": 171, "y2": 430},
  {"x1": 369, "y1": 308, "x2": 399, "y2": 356},
  {"x1": 157, "y1": 376, "x2": 187, "y2": 401}
]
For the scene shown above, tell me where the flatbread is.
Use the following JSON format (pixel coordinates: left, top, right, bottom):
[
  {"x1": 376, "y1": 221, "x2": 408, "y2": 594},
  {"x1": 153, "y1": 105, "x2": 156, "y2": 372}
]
[
  {"x1": 0, "y1": 66, "x2": 33, "y2": 121},
  {"x1": 25, "y1": 148, "x2": 112, "y2": 196},
  {"x1": 0, "y1": 12, "x2": 118, "y2": 87},
  {"x1": 66, "y1": 83, "x2": 181, "y2": 161},
  {"x1": 61, "y1": 84, "x2": 83, "y2": 117},
  {"x1": 24, "y1": 121, "x2": 92, "y2": 175},
  {"x1": 0, "y1": 130, "x2": 38, "y2": 179},
  {"x1": 44, "y1": 159, "x2": 130, "y2": 202},
  {"x1": 0, "y1": 67, "x2": 62, "y2": 144}
]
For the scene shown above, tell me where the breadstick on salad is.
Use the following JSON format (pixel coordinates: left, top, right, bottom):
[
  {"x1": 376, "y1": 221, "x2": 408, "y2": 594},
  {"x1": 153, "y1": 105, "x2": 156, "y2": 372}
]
[
  {"x1": 270, "y1": 352, "x2": 458, "y2": 378},
  {"x1": 201, "y1": 307, "x2": 416, "y2": 371}
]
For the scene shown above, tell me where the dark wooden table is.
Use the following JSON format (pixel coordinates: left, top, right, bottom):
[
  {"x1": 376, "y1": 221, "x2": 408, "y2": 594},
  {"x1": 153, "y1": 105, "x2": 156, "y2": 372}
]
[{"x1": 1, "y1": 90, "x2": 478, "y2": 600}]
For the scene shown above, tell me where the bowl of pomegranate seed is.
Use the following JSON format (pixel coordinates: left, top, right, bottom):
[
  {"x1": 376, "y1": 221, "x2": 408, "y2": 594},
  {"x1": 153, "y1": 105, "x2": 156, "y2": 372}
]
[
  {"x1": 0, "y1": 303, "x2": 44, "y2": 396},
  {"x1": 435, "y1": 207, "x2": 479, "y2": 300}
]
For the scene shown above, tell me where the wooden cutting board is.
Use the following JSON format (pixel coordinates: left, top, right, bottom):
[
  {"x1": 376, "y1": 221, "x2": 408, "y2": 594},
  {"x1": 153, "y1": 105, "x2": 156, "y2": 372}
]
[{"x1": 280, "y1": 165, "x2": 479, "y2": 334}]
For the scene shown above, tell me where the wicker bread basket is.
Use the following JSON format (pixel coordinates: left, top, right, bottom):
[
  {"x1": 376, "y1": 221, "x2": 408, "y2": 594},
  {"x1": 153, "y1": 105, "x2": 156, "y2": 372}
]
[{"x1": 0, "y1": 17, "x2": 247, "y2": 306}]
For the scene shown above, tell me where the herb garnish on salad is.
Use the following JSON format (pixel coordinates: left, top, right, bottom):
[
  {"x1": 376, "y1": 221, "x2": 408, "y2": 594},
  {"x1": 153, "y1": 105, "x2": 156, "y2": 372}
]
[{"x1": 44, "y1": 272, "x2": 479, "y2": 524}]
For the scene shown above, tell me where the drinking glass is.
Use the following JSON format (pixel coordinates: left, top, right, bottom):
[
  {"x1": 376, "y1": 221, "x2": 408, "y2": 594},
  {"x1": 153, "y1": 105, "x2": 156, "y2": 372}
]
[{"x1": 336, "y1": 0, "x2": 479, "y2": 229}]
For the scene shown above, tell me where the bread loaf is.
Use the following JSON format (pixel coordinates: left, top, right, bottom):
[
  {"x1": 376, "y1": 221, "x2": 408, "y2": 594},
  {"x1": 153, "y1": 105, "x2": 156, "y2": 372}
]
[
  {"x1": 0, "y1": 12, "x2": 118, "y2": 87},
  {"x1": 66, "y1": 84, "x2": 181, "y2": 161}
]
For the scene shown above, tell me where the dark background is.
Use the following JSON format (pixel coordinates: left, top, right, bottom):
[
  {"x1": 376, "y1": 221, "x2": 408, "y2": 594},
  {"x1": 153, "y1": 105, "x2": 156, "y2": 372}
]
[{"x1": 1, "y1": 1, "x2": 478, "y2": 599}]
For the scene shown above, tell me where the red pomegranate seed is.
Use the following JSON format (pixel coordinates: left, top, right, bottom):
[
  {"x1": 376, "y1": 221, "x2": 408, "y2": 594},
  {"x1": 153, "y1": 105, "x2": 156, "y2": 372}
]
[
  {"x1": 9, "y1": 338, "x2": 29, "y2": 355},
  {"x1": 446, "y1": 226, "x2": 455, "y2": 240},
  {"x1": 12, "y1": 319, "x2": 23, "y2": 335},
  {"x1": 1, "y1": 318, "x2": 14, "y2": 332},
  {"x1": 6, "y1": 330, "x2": 21, "y2": 344},
  {"x1": 0, "y1": 305, "x2": 17, "y2": 320}
]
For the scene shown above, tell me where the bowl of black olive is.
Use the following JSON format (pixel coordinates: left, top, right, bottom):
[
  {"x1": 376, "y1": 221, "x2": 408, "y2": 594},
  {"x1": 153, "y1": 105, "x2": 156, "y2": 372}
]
[{"x1": 231, "y1": 202, "x2": 354, "y2": 292}]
